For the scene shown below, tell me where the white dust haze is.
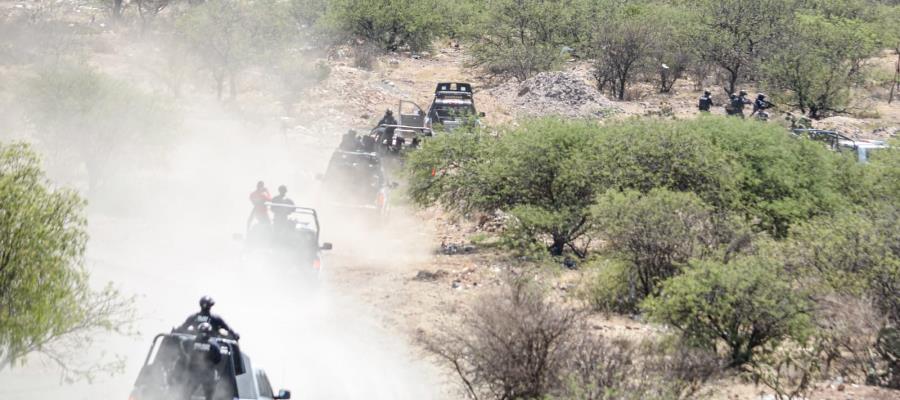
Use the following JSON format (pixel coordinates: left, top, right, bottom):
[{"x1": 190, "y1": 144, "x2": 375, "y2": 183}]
[{"x1": 0, "y1": 100, "x2": 450, "y2": 400}]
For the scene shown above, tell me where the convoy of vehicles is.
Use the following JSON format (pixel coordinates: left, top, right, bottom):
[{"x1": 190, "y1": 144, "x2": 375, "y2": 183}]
[
  {"x1": 125, "y1": 79, "x2": 899, "y2": 399},
  {"x1": 368, "y1": 82, "x2": 482, "y2": 154}
]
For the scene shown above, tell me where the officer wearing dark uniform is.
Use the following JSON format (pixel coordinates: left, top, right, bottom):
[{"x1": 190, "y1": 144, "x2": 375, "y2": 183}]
[
  {"x1": 178, "y1": 296, "x2": 239, "y2": 340},
  {"x1": 378, "y1": 109, "x2": 397, "y2": 126},
  {"x1": 750, "y1": 93, "x2": 774, "y2": 118},
  {"x1": 181, "y1": 322, "x2": 223, "y2": 400},
  {"x1": 271, "y1": 185, "x2": 295, "y2": 233},
  {"x1": 698, "y1": 90, "x2": 714, "y2": 112},
  {"x1": 339, "y1": 129, "x2": 360, "y2": 151},
  {"x1": 376, "y1": 109, "x2": 398, "y2": 146},
  {"x1": 728, "y1": 90, "x2": 751, "y2": 118}
]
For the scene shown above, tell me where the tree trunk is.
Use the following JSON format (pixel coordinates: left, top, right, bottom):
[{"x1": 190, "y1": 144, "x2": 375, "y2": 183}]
[
  {"x1": 889, "y1": 50, "x2": 899, "y2": 104},
  {"x1": 136, "y1": 0, "x2": 149, "y2": 35},
  {"x1": 729, "y1": 344, "x2": 751, "y2": 368},
  {"x1": 808, "y1": 106, "x2": 820, "y2": 120},
  {"x1": 617, "y1": 78, "x2": 626, "y2": 101},
  {"x1": 724, "y1": 65, "x2": 739, "y2": 95},
  {"x1": 112, "y1": 0, "x2": 125, "y2": 20}
]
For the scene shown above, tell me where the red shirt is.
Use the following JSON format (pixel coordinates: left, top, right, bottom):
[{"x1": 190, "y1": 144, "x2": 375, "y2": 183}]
[{"x1": 249, "y1": 189, "x2": 271, "y2": 215}]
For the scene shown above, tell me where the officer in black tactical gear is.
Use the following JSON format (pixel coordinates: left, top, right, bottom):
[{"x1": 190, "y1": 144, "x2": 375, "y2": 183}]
[
  {"x1": 698, "y1": 90, "x2": 714, "y2": 112},
  {"x1": 339, "y1": 129, "x2": 360, "y2": 151},
  {"x1": 750, "y1": 93, "x2": 774, "y2": 118},
  {"x1": 728, "y1": 90, "x2": 751, "y2": 118},
  {"x1": 271, "y1": 185, "x2": 295, "y2": 233},
  {"x1": 178, "y1": 296, "x2": 239, "y2": 340},
  {"x1": 378, "y1": 109, "x2": 397, "y2": 126},
  {"x1": 376, "y1": 109, "x2": 398, "y2": 146},
  {"x1": 181, "y1": 322, "x2": 222, "y2": 400}
]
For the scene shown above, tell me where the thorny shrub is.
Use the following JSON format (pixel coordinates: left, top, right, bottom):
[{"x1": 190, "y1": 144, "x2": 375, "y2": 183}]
[{"x1": 422, "y1": 277, "x2": 719, "y2": 400}]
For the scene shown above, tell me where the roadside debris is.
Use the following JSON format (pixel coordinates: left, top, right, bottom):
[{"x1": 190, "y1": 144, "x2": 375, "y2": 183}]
[
  {"x1": 440, "y1": 241, "x2": 476, "y2": 255},
  {"x1": 413, "y1": 270, "x2": 449, "y2": 282},
  {"x1": 489, "y1": 71, "x2": 619, "y2": 118}
]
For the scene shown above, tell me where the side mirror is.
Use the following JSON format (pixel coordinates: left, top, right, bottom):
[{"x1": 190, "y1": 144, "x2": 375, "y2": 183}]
[
  {"x1": 275, "y1": 389, "x2": 292, "y2": 399},
  {"x1": 390, "y1": 182, "x2": 399, "y2": 189},
  {"x1": 321, "y1": 242, "x2": 333, "y2": 251},
  {"x1": 478, "y1": 111, "x2": 486, "y2": 117}
]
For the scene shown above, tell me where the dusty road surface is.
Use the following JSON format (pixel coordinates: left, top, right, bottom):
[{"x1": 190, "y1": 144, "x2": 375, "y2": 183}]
[{"x1": 0, "y1": 108, "x2": 454, "y2": 400}]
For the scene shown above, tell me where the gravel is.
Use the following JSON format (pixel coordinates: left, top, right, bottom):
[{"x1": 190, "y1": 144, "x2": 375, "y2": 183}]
[{"x1": 489, "y1": 71, "x2": 619, "y2": 119}]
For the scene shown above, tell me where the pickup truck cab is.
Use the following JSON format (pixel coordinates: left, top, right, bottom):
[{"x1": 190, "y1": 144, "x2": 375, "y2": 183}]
[{"x1": 129, "y1": 332, "x2": 291, "y2": 400}]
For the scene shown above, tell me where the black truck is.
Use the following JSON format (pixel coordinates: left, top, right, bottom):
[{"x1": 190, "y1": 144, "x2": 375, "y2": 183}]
[{"x1": 129, "y1": 332, "x2": 291, "y2": 400}]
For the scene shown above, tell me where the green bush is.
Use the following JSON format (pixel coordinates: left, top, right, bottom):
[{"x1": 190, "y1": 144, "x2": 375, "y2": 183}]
[
  {"x1": 410, "y1": 117, "x2": 851, "y2": 258},
  {"x1": 588, "y1": 119, "x2": 735, "y2": 208},
  {"x1": 324, "y1": 0, "x2": 444, "y2": 51},
  {"x1": 787, "y1": 209, "x2": 900, "y2": 325},
  {"x1": 582, "y1": 259, "x2": 638, "y2": 314},
  {"x1": 589, "y1": 3, "x2": 656, "y2": 100},
  {"x1": 590, "y1": 189, "x2": 722, "y2": 310},
  {"x1": 590, "y1": 117, "x2": 847, "y2": 237},
  {"x1": 868, "y1": 140, "x2": 900, "y2": 203},
  {"x1": 466, "y1": 0, "x2": 586, "y2": 80},
  {"x1": 407, "y1": 119, "x2": 605, "y2": 256},
  {"x1": 0, "y1": 142, "x2": 132, "y2": 380},
  {"x1": 691, "y1": 0, "x2": 794, "y2": 94},
  {"x1": 763, "y1": 14, "x2": 881, "y2": 118},
  {"x1": 405, "y1": 128, "x2": 490, "y2": 211},
  {"x1": 643, "y1": 257, "x2": 813, "y2": 367}
]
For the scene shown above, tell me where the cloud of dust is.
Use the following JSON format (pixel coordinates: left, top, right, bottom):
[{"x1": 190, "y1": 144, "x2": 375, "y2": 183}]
[{"x1": 0, "y1": 72, "x2": 446, "y2": 400}]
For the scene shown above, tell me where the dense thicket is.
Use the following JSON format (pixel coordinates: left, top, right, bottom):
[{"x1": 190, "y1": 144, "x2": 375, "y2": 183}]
[{"x1": 407, "y1": 116, "x2": 900, "y2": 394}]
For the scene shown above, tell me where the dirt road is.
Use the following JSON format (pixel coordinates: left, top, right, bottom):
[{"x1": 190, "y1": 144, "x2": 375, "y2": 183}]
[{"x1": 0, "y1": 105, "x2": 455, "y2": 400}]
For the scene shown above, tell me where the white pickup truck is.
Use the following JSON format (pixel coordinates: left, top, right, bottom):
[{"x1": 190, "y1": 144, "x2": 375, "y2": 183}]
[{"x1": 791, "y1": 128, "x2": 890, "y2": 163}]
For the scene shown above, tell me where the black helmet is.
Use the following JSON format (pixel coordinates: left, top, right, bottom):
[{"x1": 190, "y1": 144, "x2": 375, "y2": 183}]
[
  {"x1": 385, "y1": 109, "x2": 393, "y2": 116},
  {"x1": 739, "y1": 90, "x2": 747, "y2": 96},
  {"x1": 704, "y1": 90, "x2": 711, "y2": 96},
  {"x1": 199, "y1": 296, "x2": 215, "y2": 310},
  {"x1": 757, "y1": 93, "x2": 766, "y2": 99},
  {"x1": 197, "y1": 322, "x2": 213, "y2": 337},
  {"x1": 278, "y1": 185, "x2": 287, "y2": 194}
]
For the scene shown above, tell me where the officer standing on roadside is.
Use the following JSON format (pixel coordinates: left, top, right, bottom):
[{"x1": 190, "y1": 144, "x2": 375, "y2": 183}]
[{"x1": 698, "y1": 90, "x2": 714, "y2": 112}]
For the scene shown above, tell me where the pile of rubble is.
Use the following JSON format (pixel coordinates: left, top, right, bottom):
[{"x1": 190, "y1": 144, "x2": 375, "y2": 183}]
[{"x1": 489, "y1": 71, "x2": 619, "y2": 119}]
